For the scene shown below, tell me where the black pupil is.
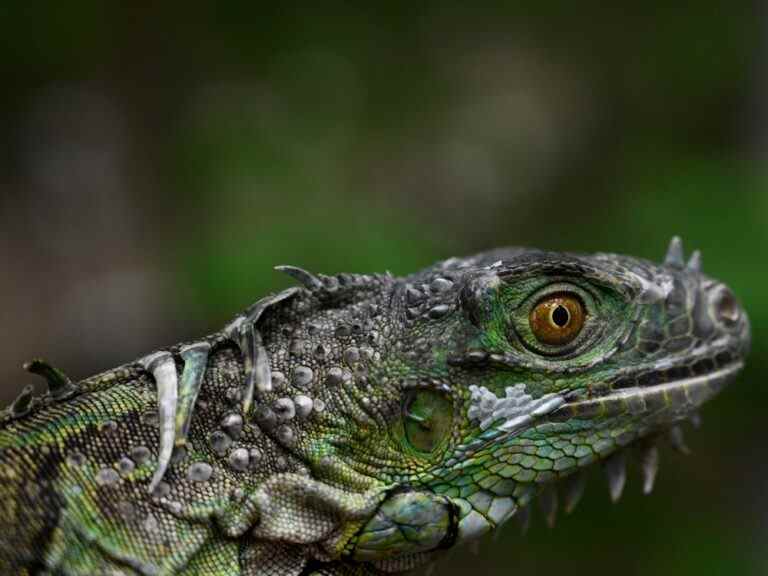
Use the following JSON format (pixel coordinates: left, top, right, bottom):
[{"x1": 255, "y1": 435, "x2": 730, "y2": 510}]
[{"x1": 552, "y1": 305, "x2": 570, "y2": 327}]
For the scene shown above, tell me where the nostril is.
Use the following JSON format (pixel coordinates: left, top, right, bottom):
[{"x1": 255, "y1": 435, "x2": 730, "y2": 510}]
[{"x1": 713, "y1": 287, "x2": 741, "y2": 328}]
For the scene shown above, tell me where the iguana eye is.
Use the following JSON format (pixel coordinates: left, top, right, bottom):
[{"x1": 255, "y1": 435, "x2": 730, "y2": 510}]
[
  {"x1": 529, "y1": 293, "x2": 585, "y2": 345},
  {"x1": 402, "y1": 390, "x2": 453, "y2": 454}
]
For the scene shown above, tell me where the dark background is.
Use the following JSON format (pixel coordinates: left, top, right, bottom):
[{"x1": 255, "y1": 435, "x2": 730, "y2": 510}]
[{"x1": 1, "y1": 3, "x2": 766, "y2": 574}]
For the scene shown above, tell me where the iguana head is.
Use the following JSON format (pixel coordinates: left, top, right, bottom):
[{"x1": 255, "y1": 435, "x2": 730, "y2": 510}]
[{"x1": 268, "y1": 239, "x2": 749, "y2": 569}]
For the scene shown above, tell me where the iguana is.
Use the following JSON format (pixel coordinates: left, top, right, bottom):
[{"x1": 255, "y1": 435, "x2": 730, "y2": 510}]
[{"x1": 0, "y1": 238, "x2": 750, "y2": 575}]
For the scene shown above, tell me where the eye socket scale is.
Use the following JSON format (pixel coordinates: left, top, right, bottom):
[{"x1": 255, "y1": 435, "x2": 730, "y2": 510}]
[
  {"x1": 529, "y1": 293, "x2": 586, "y2": 346},
  {"x1": 402, "y1": 390, "x2": 453, "y2": 455}
]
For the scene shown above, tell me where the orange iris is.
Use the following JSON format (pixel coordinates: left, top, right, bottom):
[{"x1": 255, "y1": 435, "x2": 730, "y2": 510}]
[{"x1": 529, "y1": 294, "x2": 585, "y2": 346}]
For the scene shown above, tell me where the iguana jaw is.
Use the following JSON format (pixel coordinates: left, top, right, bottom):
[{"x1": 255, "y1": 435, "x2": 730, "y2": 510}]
[{"x1": 549, "y1": 360, "x2": 744, "y2": 423}]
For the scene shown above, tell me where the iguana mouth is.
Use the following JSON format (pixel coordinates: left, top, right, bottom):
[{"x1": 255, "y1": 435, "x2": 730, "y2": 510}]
[
  {"x1": 523, "y1": 359, "x2": 747, "y2": 512},
  {"x1": 549, "y1": 360, "x2": 744, "y2": 422}
]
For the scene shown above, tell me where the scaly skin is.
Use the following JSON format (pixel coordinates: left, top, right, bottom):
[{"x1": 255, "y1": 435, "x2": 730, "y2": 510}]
[{"x1": 0, "y1": 239, "x2": 750, "y2": 575}]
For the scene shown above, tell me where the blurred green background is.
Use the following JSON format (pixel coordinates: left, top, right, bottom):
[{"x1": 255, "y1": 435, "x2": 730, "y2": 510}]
[{"x1": 1, "y1": 2, "x2": 766, "y2": 575}]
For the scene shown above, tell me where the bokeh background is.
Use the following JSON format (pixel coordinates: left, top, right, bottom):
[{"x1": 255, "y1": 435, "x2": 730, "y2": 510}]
[{"x1": 1, "y1": 3, "x2": 766, "y2": 575}]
